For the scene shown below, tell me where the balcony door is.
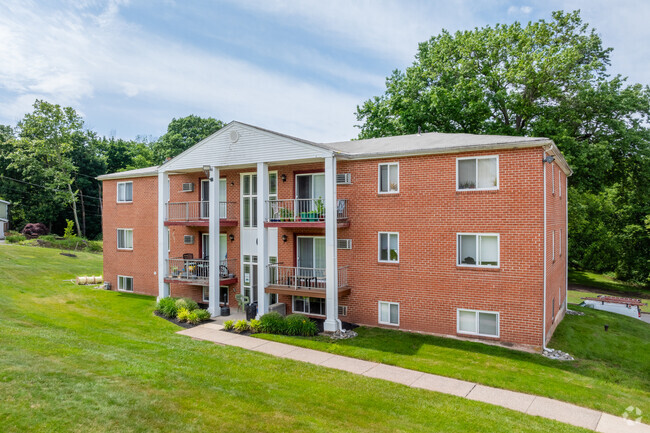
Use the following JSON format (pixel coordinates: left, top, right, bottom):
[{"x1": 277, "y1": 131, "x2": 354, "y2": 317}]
[
  {"x1": 297, "y1": 236, "x2": 326, "y2": 279},
  {"x1": 201, "y1": 178, "x2": 226, "y2": 219},
  {"x1": 296, "y1": 173, "x2": 324, "y2": 214},
  {"x1": 201, "y1": 233, "x2": 227, "y2": 262}
]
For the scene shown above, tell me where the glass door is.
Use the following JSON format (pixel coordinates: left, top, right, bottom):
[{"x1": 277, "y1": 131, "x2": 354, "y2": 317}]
[
  {"x1": 295, "y1": 173, "x2": 325, "y2": 216},
  {"x1": 201, "y1": 179, "x2": 209, "y2": 218},
  {"x1": 297, "y1": 236, "x2": 326, "y2": 280}
]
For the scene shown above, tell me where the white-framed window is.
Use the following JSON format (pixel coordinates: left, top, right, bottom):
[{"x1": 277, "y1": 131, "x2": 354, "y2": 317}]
[
  {"x1": 202, "y1": 286, "x2": 229, "y2": 304},
  {"x1": 167, "y1": 227, "x2": 170, "y2": 253},
  {"x1": 378, "y1": 301, "x2": 399, "y2": 326},
  {"x1": 117, "y1": 181, "x2": 133, "y2": 202},
  {"x1": 378, "y1": 232, "x2": 399, "y2": 263},
  {"x1": 559, "y1": 229, "x2": 562, "y2": 256},
  {"x1": 117, "y1": 275, "x2": 133, "y2": 292},
  {"x1": 552, "y1": 164, "x2": 555, "y2": 195},
  {"x1": 457, "y1": 156, "x2": 498, "y2": 190},
  {"x1": 293, "y1": 296, "x2": 325, "y2": 316},
  {"x1": 457, "y1": 309, "x2": 499, "y2": 337},
  {"x1": 457, "y1": 233, "x2": 499, "y2": 267},
  {"x1": 552, "y1": 230, "x2": 556, "y2": 262},
  {"x1": 378, "y1": 162, "x2": 399, "y2": 193},
  {"x1": 558, "y1": 170, "x2": 562, "y2": 198},
  {"x1": 117, "y1": 229, "x2": 133, "y2": 250}
]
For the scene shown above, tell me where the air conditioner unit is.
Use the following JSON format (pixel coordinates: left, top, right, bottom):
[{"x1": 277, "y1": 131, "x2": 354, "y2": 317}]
[
  {"x1": 336, "y1": 173, "x2": 351, "y2": 184},
  {"x1": 182, "y1": 182, "x2": 194, "y2": 192},
  {"x1": 337, "y1": 239, "x2": 352, "y2": 249},
  {"x1": 184, "y1": 235, "x2": 194, "y2": 244},
  {"x1": 338, "y1": 305, "x2": 348, "y2": 316}
]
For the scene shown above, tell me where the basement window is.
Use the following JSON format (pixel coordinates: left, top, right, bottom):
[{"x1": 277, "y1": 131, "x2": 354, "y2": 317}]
[
  {"x1": 117, "y1": 275, "x2": 133, "y2": 292},
  {"x1": 457, "y1": 309, "x2": 499, "y2": 337}
]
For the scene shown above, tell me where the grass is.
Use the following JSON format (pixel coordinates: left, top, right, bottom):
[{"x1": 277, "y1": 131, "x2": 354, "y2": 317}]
[
  {"x1": 567, "y1": 289, "x2": 650, "y2": 306},
  {"x1": 569, "y1": 269, "x2": 649, "y2": 297},
  {"x1": 0, "y1": 244, "x2": 588, "y2": 433},
  {"x1": 255, "y1": 309, "x2": 650, "y2": 420}
]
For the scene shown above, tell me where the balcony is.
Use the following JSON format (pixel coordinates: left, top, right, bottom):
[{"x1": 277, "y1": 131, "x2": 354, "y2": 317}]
[
  {"x1": 164, "y1": 257, "x2": 237, "y2": 286},
  {"x1": 264, "y1": 265, "x2": 350, "y2": 298},
  {"x1": 164, "y1": 201, "x2": 237, "y2": 227},
  {"x1": 264, "y1": 199, "x2": 349, "y2": 228}
]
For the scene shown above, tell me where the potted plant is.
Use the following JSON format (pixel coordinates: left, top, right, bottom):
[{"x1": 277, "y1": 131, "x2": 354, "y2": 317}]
[
  {"x1": 280, "y1": 207, "x2": 294, "y2": 222},
  {"x1": 171, "y1": 266, "x2": 179, "y2": 277},
  {"x1": 314, "y1": 197, "x2": 325, "y2": 220}
]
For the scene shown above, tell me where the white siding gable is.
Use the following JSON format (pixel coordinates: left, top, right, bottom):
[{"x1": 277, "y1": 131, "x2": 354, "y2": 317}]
[{"x1": 161, "y1": 122, "x2": 332, "y2": 171}]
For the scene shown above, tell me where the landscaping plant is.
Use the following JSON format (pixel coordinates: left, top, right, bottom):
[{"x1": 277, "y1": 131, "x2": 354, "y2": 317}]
[
  {"x1": 156, "y1": 297, "x2": 178, "y2": 318},
  {"x1": 176, "y1": 307, "x2": 191, "y2": 323},
  {"x1": 175, "y1": 297, "x2": 198, "y2": 312},
  {"x1": 259, "y1": 312, "x2": 286, "y2": 334},
  {"x1": 233, "y1": 320, "x2": 249, "y2": 333},
  {"x1": 284, "y1": 314, "x2": 318, "y2": 336},
  {"x1": 249, "y1": 319, "x2": 262, "y2": 333},
  {"x1": 223, "y1": 320, "x2": 234, "y2": 331}
]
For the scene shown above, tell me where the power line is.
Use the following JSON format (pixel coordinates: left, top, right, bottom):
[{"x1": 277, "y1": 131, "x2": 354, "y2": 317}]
[{"x1": 0, "y1": 175, "x2": 103, "y2": 201}]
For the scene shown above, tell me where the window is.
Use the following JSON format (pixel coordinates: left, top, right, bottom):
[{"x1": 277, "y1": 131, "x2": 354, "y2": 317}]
[
  {"x1": 117, "y1": 275, "x2": 133, "y2": 292},
  {"x1": 202, "y1": 286, "x2": 229, "y2": 304},
  {"x1": 117, "y1": 229, "x2": 133, "y2": 250},
  {"x1": 559, "y1": 229, "x2": 562, "y2": 256},
  {"x1": 167, "y1": 228, "x2": 170, "y2": 253},
  {"x1": 378, "y1": 162, "x2": 399, "y2": 193},
  {"x1": 117, "y1": 181, "x2": 133, "y2": 202},
  {"x1": 293, "y1": 296, "x2": 325, "y2": 316},
  {"x1": 559, "y1": 170, "x2": 562, "y2": 198},
  {"x1": 552, "y1": 164, "x2": 555, "y2": 195},
  {"x1": 457, "y1": 309, "x2": 499, "y2": 337},
  {"x1": 378, "y1": 301, "x2": 399, "y2": 325},
  {"x1": 378, "y1": 232, "x2": 399, "y2": 263},
  {"x1": 552, "y1": 230, "x2": 555, "y2": 262},
  {"x1": 457, "y1": 234, "x2": 499, "y2": 267},
  {"x1": 457, "y1": 156, "x2": 498, "y2": 190}
]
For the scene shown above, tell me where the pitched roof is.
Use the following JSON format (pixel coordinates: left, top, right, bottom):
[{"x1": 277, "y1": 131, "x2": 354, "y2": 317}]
[{"x1": 96, "y1": 165, "x2": 159, "y2": 181}]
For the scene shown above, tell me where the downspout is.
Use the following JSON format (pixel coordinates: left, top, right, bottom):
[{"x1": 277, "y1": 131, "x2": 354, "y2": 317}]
[{"x1": 542, "y1": 148, "x2": 548, "y2": 350}]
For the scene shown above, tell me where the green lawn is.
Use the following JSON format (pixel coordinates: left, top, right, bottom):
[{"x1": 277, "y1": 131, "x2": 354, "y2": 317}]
[
  {"x1": 0, "y1": 245, "x2": 588, "y2": 433},
  {"x1": 256, "y1": 309, "x2": 650, "y2": 420},
  {"x1": 569, "y1": 269, "x2": 649, "y2": 297}
]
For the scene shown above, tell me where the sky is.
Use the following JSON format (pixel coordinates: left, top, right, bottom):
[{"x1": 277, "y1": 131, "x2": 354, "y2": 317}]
[{"x1": 1, "y1": 0, "x2": 649, "y2": 143}]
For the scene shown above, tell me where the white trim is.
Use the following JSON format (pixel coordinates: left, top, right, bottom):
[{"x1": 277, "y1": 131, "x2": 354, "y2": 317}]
[
  {"x1": 559, "y1": 229, "x2": 562, "y2": 256},
  {"x1": 456, "y1": 155, "x2": 499, "y2": 191},
  {"x1": 456, "y1": 308, "x2": 500, "y2": 337},
  {"x1": 456, "y1": 233, "x2": 500, "y2": 268},
  {"x1": 117, "y1": 275, "x2": 134, "y2": 292},
  {"x1": 378, "y1": 162, "x2": 399, "y2": 194},
  {"x1": 378, "y1": 301, "x2": 400, "y2": 326},
  {"x1": 559, "y1": 170, "x2": 562, "y2": 198},
  {"x1": 116, "y1": 181, "x2": 133, "y2": 203},
  {"x1": 543, "y1": 150, "x2": 548, "y2": 348},
  {"x1": 116, "y1": 228, "x2": 133, "y2": 250},
  {"x1": 552, "y1": 230, "x2": 555, "y2": 262},
  {"x1": 378, "y1": 232, "x2": 399, "y2": 263},
  {"x1": 167, "y1": 227, "x2": 170, "y2": 253},
  {"x1": 552, "y1": 164, "x2": 555, "y2": 195}
]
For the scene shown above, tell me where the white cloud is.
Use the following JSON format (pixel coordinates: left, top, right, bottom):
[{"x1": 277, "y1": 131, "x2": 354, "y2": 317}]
[{"x1": 507, "y1": 5, "x2": 532, "y2": 15}]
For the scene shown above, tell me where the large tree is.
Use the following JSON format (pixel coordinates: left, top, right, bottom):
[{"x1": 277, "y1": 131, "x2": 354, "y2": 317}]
[
  {"x1": 152, "y1": 115, "x2": 224, "y2": 163},
  {"x1": 356, "y1": 11, "x2": 650, "y2": 284}
]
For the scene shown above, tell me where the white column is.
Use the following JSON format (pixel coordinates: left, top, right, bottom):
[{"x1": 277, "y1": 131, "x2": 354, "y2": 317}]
[
  {"x1": 208, "y1": 167, "x2": 221, "y2": 316},
  {"x1": 256, "y1": 162, "x2": 269, "y2": 318},
  {"x1": 157, "y1": 171, "x2": 170, "y2": 300},
  {"x1": 323, "y1": 156, "x2": 339, "y2": 332}
]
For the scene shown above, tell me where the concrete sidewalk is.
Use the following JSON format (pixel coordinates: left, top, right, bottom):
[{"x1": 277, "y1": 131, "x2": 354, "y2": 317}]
[{"x1": 178, "y1": 323, "x2": 649, "y2": 433}]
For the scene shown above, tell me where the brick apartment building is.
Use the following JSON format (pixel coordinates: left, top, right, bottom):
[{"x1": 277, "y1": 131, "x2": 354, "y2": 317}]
[{"x1": 98, "y1": 121, "x2": 570, "y2": 350}]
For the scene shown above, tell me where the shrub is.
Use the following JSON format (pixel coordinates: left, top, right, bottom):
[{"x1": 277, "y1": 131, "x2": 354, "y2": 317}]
[
  {"x1": 21, "y1": 223, "x2": 49, "y2": 239},
  {"x1": 156, "y1": 297, "x2": 178, "y2": 318},
  {"x1": 223, "y1": 320, "x2": 234, "y2": 331},
  {"x1": 249, "y1": 318, "x2": 262, "y2": 333},
  {"x1": 177, "y1": 307, "x2": 191, "y2": 322},
  {"x1": 259, "y1": 311, "x2": 286, "y2": 334},
  {"x1": 87, "y1": 241, "x2": 103, "y2": 253},
  {"x1": 194, "y1": 309, "x2": 211, "y2": 322},
  {"x1": 6, "y1": 234, "x2": 26, "y2": 243},
  {"x1": 234, "y1": 319, "x2": 249, "y2": 333},
  {"x1": 285, "y1": 314, "x2": 318, "y2": 336},
  {"x1": 63, "y1": 219, "x2": 75, "y2": 238},
  {"x1": 175, "y1": 297, "x2": 198, "y2": 312}
]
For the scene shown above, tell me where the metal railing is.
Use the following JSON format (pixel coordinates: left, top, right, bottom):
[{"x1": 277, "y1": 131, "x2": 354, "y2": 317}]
[
  {"x1": 165, "y1": 257, "x2": 236, "y2": 281},
  {"x1": 165, "y1": 201, "x2": 235, "y2": 222},
  {"x1": 266, "y1": 198, "x2": 348, "y2": 222},
  {"x1": 267, "y1": 264, "x2": 348, "y2": 290}
]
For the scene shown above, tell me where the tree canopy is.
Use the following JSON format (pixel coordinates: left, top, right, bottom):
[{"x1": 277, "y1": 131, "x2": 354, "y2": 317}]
[
  {"x1": 356, "y1": 11, "x2": 650, "y2": 284},
  {"x1": 152, "y1": 115, "x2": 224, "y2": 164}
]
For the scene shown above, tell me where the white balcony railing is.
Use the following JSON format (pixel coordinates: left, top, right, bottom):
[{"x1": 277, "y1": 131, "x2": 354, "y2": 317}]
[
  {"x1": 266, "y1": 199, "x2": 348, "y2": 222},
  {"x1": 267, "y1": 264, "x2": 348, "y2": 291},
  {"x1": 165, "y1": 201, "x2": 235, "y2": 222},
  {"x1": 165, "y1": 258, "x2": 236, "y2": 281}
]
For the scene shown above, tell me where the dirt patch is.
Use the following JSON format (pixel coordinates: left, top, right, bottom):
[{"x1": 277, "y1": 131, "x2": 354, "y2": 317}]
[{"x1": 153, "y1": 310, "x2": 215, "y2": 329}]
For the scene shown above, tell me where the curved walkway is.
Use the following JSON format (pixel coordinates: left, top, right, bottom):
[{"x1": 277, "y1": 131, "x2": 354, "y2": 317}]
[{"x1": 178, "y1": 323, "x2": 649, "y2": 433}]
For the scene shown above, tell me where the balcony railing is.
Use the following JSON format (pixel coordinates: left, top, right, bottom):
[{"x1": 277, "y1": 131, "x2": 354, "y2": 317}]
[
  {"x1": 267, "y1": 264, "x2": 348, "y2": 291},
  {"x1": 165, "y1": 257, "x2": 236, "y2": 282},
  {"x1": 266, "y1": 199, "x2": 348, "y2": 222},
  {"x1": 165, "y1": 201, "x2": 235, "y2": 222}
]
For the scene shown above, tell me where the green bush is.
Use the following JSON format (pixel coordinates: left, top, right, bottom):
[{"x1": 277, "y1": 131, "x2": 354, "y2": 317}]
[
  {"x1": 6, "y1": 234, "x2": 26, "y2": 243},
  {"x1": 194, "y1": 309, "x2": 211, "y2": 322},
  {"x1": 87, "y1": 241, "x2": 103, "y2": 252},
  {"x1": 175, "y1": 297, "x2": 198, "y2": 312},
  {"x1": 223, "y1": 320, "x2": 234, "y2": 331},
  {"x1": 177, "y1": 307, "x2": 191, "y2": 322},
  {"x1": 186, "y1": 310, "x2": 200, "y2": 324},
  {"x1": 285, "y1": 314, "x2": 318, "y2": 336},
  {"x1": 63, "y1": 219, "x2": 75, "y2": 238},
  {"x1": 259, "y1": 312, "x2": 286, "y2": 334},
  {"x1": 156, "y1": 297, "x2": 178, "y2": 318},
  {"x1": 234, "y1": 319, "x2": 249, "y2": 333},
  {"x1": 249, "y1": 318, "x2": 262, "y2": 333}
]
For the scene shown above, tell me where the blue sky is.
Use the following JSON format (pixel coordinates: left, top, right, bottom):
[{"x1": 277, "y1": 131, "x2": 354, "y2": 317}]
[{"x1": 1, "y1": 0, "x2": 648, "y2": 142}]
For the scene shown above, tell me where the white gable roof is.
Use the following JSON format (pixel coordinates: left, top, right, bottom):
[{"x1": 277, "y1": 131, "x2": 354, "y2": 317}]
[{"x1": 160, "y1": 121, "x2": 334, "y2": 172}]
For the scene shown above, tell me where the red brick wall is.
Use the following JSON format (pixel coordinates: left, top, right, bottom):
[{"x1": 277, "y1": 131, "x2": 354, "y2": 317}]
[{"x1": 102, "y1": 176, "x2": 158, "y2": 297}]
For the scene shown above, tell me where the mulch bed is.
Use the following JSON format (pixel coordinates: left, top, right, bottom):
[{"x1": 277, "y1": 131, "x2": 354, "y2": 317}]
[{"x1": 153, "y1": 310, "x2": 215, "y2": 329}]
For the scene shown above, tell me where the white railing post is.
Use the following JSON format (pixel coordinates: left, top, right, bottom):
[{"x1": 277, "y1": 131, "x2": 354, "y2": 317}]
[
  {"x1": 256, "y1": 162, "x2": 269, "y2": 318},
  {"x1": 158, "y1": 171, "x2": 169, "y2": 300},
  {"x1": 208, "y1": 167, "x2": 221, "y2": 316},
  {"x1": 324, "y1": 156, "x2": 339, "y2": 332}
]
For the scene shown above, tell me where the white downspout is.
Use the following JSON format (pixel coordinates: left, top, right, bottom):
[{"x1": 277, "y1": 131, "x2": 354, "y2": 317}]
[{"x1": 542, "y1": 149, "x2": 548, "y2": 350}]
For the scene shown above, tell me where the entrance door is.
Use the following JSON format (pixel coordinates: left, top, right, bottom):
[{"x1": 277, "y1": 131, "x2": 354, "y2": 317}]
[{"x1": 297, "y1": 236, "x2": 326, "y2": 279}]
